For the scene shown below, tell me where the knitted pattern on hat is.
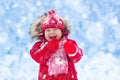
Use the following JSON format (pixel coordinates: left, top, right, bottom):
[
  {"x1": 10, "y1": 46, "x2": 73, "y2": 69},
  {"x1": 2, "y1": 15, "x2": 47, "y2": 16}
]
[{"x1": 41, "y1": 10, "x2": 64, "y2": 33}]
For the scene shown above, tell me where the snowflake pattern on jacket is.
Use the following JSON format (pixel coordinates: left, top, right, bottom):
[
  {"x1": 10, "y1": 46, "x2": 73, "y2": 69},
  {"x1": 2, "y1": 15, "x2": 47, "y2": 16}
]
[
  {"x1": 46, "y1": 38, "x2": 68, "y2": 76},
  {"x1": 30, "y1": 37, "x2": 83, "y2": 80}
]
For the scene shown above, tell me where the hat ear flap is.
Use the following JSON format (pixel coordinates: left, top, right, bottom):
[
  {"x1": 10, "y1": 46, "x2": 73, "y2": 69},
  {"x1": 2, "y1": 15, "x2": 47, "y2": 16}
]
[
  {"x1": 39, "y1": 33, "x2": 44, "y2": 40},
  {"x1": 63, "y1": 31, "x2": 68, "y2": 37}
]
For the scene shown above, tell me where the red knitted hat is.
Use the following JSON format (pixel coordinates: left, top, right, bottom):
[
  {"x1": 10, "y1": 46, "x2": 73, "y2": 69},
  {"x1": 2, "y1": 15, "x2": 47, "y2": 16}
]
[{"x1": 41, "y1": 10, "x2": 64, "y2": 33}]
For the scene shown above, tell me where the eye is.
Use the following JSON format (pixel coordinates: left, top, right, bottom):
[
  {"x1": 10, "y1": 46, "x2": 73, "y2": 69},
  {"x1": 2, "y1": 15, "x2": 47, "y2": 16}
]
[
  {"x1": 46, "y1": 29, "x2": 50, "y2": 32},
  {"x1": 54, "y1": 28, "x2": 58, "y2": 31}
]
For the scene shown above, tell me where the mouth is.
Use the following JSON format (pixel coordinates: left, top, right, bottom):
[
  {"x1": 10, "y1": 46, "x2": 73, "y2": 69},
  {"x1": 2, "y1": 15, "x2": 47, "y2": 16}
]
[{"x1": 49, "y1": 35, "x2": 57, "y2": 39}]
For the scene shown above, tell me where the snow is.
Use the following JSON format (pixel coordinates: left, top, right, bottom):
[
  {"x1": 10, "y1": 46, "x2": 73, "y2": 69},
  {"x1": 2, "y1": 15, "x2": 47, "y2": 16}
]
[{"x1": 0, "y1": 0, "x2": 120, "y2": 80}]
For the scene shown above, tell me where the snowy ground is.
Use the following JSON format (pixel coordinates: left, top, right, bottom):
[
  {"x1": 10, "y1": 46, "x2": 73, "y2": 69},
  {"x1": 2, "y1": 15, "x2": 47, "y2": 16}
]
[{"x1": 0, "y1": 0, "x2": 120, "y2": 80}]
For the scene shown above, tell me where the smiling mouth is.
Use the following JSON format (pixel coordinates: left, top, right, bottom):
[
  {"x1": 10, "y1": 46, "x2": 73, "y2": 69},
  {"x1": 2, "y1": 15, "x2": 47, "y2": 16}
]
[{"x1": 49, "y1": 35, "x2": 57, "y2": 39}]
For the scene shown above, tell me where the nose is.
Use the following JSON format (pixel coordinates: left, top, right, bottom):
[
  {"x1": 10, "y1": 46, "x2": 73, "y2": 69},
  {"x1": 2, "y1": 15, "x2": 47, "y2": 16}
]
[{"x1": 49, "y1": 29, "x2": 55, "y2": 34}]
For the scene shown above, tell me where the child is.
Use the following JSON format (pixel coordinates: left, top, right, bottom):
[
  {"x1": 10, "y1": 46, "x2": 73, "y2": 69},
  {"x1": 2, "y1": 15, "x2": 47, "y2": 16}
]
[{"x1": 29, "y1": 10, "x2": 83, "y2": 80}]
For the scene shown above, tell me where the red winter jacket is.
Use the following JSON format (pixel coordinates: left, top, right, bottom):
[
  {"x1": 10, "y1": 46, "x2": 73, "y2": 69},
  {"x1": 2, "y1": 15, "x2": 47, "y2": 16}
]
[{"x1": 30, "y1": 37, "x2": 83, "y2": 80}]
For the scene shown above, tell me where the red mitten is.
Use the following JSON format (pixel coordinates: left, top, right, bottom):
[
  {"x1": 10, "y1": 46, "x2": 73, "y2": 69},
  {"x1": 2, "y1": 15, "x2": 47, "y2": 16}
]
[
  {"x1": 47, "y1": 38, "x2": 59, "y2": 52},
  {"x1": 64, "y1": 40, "x2": 77, "y2": 54}
]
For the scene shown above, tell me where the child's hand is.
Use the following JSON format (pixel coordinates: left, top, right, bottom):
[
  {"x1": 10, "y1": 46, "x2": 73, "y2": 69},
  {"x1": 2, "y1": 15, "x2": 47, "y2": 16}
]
[
  {"x1": 47, "y1": 38, "x2": 59, "y2": 52},
  {"x1": 64, "y1": 40, "x2": 77, "y2": 54}
]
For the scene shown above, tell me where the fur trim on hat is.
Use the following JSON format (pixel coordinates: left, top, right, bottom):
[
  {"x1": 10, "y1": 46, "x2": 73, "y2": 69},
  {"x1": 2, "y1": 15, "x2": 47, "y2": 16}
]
[
  {"x1": 29, "y1": 15, "x2": 71, "y2": 40},
  {"x1": 29, "y1": 14, "x2": 47, "y2": 40}
]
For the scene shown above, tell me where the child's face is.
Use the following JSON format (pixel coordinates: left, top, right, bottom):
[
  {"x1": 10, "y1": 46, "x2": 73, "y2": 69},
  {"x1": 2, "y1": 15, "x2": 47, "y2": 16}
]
[{"x1": 44, "y1": 28, "x2": 62, "y2": 41}]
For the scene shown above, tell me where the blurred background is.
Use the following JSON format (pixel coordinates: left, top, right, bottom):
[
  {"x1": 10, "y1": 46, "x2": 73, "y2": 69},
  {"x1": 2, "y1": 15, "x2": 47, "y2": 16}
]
[{"x1": 0, "y1": 0, "x2": 120, "y2": 80}]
